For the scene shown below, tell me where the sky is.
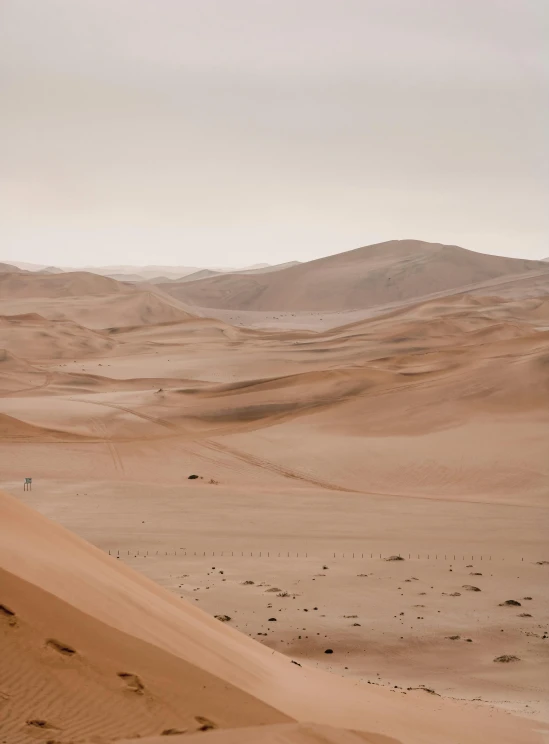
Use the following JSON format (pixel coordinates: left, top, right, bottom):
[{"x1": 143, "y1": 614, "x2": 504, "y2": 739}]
[{"x1": 1, "y1": 0, "x2": 547, "y2": 267}]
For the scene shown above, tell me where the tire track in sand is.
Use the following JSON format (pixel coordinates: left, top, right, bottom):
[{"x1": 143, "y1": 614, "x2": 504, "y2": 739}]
[
  {"x1": 198, "y1": 438, "x2": 355, "y2": 493},
  {"x1": 68, "y1": 397, "x2": 176, "y2": 430},
  {"x1": 91, "y1": 418, "x2": 125, "y2": 474},
  {"x1": 69, "y1": 396, "x2": 350, "y2": 490}
]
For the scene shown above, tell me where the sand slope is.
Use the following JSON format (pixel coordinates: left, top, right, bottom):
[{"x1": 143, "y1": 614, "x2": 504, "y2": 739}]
[
  {"x1": 123, "y1": 722, "x2": 399, "y2": 744},
  {"x1": 1, "y1": 489, "x2": 544, "y2": 744},
  {"x1": 0, "y1": 270, "x2": 134, "y2": 299},
  {"x1": 0, "y1": 262, "x2": 25, "y2": 273},
  {"x1": 0, "y1": 313, "x2": 116, "y2": 360},
  {"x1": 160, "y1": 240, "x2": 547, "y2": 312},
  {"x1": 0, "y1": 290, "x2": 197, "y2": 331}
]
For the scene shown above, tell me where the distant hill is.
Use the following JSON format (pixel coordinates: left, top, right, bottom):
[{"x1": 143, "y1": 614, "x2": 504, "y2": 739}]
[
  {"x1": 39, "y1": 266, "x2": 65, "y2": 274},
  {"x1": 239, "y1": 261, "x2": 301, "y2": 275},
  {"x1": 105, "y1": 272, "x2": 150, "y2": 282},
  {"x1": 0, "y1": 262, "x2": 26, "y2": 273},
  {"x1": 0, "y1": 270, "x2": 198, "y2": 330},
  {"x1": 159, "y1": 240, "x2": 548, "y2": 313},
  {"x1": 0, "y1": 271, "x2": 133, "y2": 299}
]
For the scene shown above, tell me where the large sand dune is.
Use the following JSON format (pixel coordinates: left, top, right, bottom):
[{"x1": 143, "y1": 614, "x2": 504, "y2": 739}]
[
  {"x1": 159, "y1": 240, "x2": 548, "y2": 313},
  {"x1": 0, "y1": 274, "x2": 197, "y2": 331},
  {"x1": 0, "y1": 270, "x2": 134, "y2": 299}
]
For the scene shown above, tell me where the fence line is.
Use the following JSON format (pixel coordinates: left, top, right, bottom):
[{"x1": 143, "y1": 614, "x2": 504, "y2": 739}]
[{"x1": 106, "y1": 548, "x2": 529, "y2": 562}]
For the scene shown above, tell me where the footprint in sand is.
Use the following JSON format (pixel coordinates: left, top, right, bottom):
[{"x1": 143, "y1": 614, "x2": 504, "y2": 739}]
[
  {"x1": 117, "y1": 672, "x2": 145, "y2": 694},
  {"x1": 0, "y1": 604, "x2": 17, "y2": 627},
  {"x1": 26, "y1": 719, "x2": 59, "y2": 730},
  {"x1": 46, "y1": 639, "x2": 77, "y2": 656},
  {"x1": 195, "y1": 716, "x2": 217, "y2": 731}
]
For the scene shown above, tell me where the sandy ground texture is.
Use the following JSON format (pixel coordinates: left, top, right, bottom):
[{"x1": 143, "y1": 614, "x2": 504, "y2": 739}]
[
  {"x1": 0, "y1": 248, "x2": 548, "y2": 742},
  {"x1": 1, "y1": 489, "x2": 547, "y2": 744}
]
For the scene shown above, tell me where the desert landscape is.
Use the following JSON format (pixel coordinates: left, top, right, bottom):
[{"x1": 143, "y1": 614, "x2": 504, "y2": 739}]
[{"x1": 1, "y1": 240, "x2": 548, "y2": 744}]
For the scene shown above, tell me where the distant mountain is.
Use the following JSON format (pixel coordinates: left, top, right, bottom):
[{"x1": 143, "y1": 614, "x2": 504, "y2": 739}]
[
  {"x1": 172, "y1": 269, "x2": 221, "y2": 284},
  {"x1": 0, "y1": 262, "x2": 25, "y2": 273},
  {"x1": 238, "y1": 261, "x2": 301, "y2": 275},
  {"x1": 0, "y1": 270, "x2": 133, "y2": 300},
  {"x1": 39, "y1": 266, "x2": 65, "y2": 274},
  {"x1": 159, "y1": 240, "x2": 549, "y2": 313},
  {"x1": 105, "y1": 273, "x2": 150, "y2": 282}
]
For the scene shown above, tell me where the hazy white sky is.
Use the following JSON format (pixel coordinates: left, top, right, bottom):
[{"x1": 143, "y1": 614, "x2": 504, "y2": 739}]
[{"x1": 1, "y1": 0, "x2": 547, "y2": 267}]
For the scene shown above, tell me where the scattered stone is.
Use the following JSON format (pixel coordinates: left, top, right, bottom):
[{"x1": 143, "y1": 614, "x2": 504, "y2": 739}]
[
  {"x1": 499, "y1": 600, "x2": 521, "y2": 607},
  {"x1": 291, "y1": 660, "x2": 302, "y2": 667},
  {"x1": 268, "y1": 617, "x2": 277, "y2": 622},
  {"x1": 385, "y1": 555, "x2": 405, "y2": 561},
  {"x1": 214, "y1": 615, "x2": 231, "y2": 622},
  {"x1": 161, "y1": 728, "x2": 187, "y2": 736},
  {"x1": 494, "y1": 655, "x2": 520, "y2": 663},
  {"x1": 324, "y1": 649, "x2": 333, "y2": 654},
  {"x1": 462, "y1": 585, "x2": 481, "y2": 592},
  {"x1": 406, "y1": 686, "x2": 440, "y2": 696},
  {"x1": 187, "y1": 474, "x2": 199, "y2": 480},
  {"x1": 523, "y1": 596, "x2": 533, "y2": 600},
  {"x1": 446, "y1": 635, "x2": 460, "y2": 640},
  {"x1": 242, "y1": 580, "x2": 255, "y2": 585},
  {"x1": 518, "y1": 613, "x2": 532, "y2": 618}
]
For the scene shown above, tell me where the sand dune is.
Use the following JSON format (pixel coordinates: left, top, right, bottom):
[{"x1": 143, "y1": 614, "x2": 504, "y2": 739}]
[
  {"x1": 124, "y1": 722, "x2": 399, "y2": 744},
  {"x1": 1, "y1": 489, "x2": 543, "y2": 744},
  {"x1": 159, "y1": 240, "x2": 547, "y2": 313},
  {"x1": 0, "y1": 290, "x2": 197, "y2": 331},
  {"x1": 0, "y1": 313, "x2": 116, "y2": 360},
  {"x1": 0, "y1": 270, "x2": 135, "y2": 299},
  {"x1": 0, "y1": 270, "x2": 199, "y2": 331},
  {"x1": 0, "y1": 349, "x2": 43, "y2": 392},
  {"x1": 0, "y1": 262, "x2": 25, "y2": 273}
]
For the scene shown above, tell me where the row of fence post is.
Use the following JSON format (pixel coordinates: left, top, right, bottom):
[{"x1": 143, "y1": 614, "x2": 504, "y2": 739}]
[{"x1": 107, "y1": 549, "x2": 525, "y2": 562}]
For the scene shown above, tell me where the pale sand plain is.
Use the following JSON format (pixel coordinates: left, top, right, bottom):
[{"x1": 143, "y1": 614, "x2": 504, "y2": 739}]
[{"x1": 1, "y1": 245, "x2": 548, "y2": 743}]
